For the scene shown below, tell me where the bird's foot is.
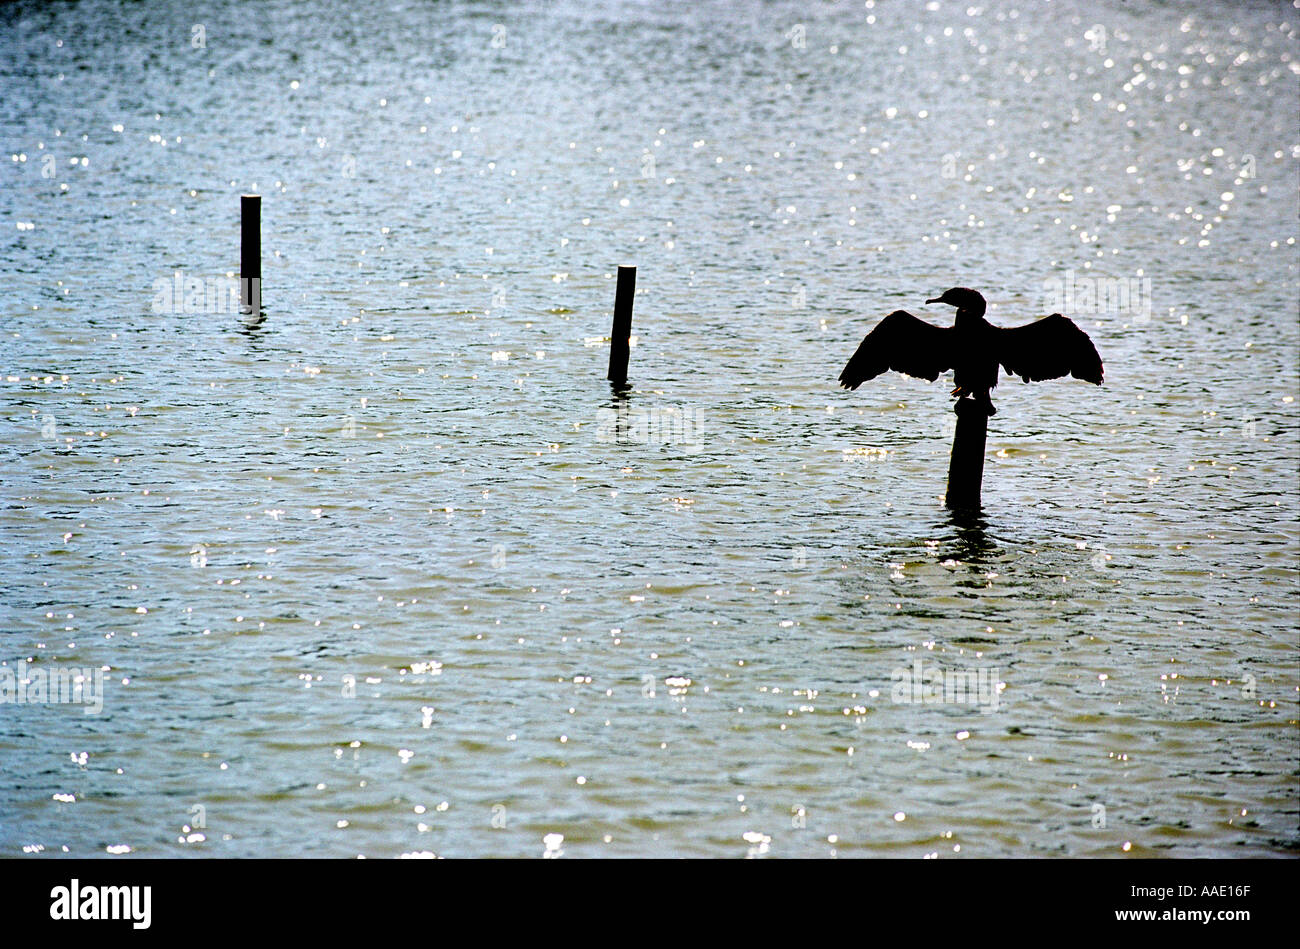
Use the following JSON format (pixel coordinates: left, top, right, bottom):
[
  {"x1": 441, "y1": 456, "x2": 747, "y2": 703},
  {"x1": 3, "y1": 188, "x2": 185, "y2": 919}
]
[{"x1": 952, "y1": 392, "x2": 997, "y2": 416}]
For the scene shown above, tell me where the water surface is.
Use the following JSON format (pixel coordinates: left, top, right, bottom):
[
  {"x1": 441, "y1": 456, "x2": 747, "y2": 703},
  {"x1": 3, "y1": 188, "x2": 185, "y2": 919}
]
[{"x1": 1, "y1": 0, "x2": 1297, "y2": 857}]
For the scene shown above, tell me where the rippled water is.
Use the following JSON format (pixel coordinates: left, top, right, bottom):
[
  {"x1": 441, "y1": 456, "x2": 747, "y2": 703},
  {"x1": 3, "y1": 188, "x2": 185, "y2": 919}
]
[{"x1": 1, "y1": 0, "x2": 1297, "y2": 858}]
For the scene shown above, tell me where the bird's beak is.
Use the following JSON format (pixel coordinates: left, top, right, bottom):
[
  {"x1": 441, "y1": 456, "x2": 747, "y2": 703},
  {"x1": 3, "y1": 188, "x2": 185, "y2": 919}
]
[{"x1": 925, "y1": 297, "x2": 942, "y2": 304}]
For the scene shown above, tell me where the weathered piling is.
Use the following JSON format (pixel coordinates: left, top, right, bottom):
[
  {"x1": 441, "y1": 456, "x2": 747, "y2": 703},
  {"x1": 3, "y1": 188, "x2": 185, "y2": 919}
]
[
  {"x1": 240, "y1": 194, "x2": 261, "y2": 313},
  {"x1": 945, "y1": 398, "x2": 988, "y2": 509},
  {"x1": 606, "y1": 265, "x2": 636, "y2": 386}
]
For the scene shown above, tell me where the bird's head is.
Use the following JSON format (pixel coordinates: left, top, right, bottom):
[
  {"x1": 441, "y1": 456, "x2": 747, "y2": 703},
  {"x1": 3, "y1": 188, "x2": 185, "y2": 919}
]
[{"x1": 926, "y1": 287, "x2": 985, "y2": 313}]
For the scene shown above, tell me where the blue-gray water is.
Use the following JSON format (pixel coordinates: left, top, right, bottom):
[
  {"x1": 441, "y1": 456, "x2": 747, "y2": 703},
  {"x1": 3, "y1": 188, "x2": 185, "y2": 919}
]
[{"x1": 1, "y1": 0, "x2": 1297, "y2": 857}]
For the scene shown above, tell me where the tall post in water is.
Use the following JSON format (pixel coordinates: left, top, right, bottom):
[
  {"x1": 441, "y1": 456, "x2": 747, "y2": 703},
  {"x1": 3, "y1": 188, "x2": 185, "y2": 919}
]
[
  {"x1": 241, "y1": 194, "x2": 261, "y2": 313},
  {"x1": 607, "y1": 265, "x2": 636, "y2": 386},
  {"x1": 945, "y1": 398, "x2": 988, "y2": 509}
]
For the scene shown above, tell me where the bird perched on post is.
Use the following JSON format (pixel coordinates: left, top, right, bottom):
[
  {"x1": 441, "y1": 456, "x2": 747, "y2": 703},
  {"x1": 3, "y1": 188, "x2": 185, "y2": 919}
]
[{"x1": 838, "y1": 287, "x2": 1103, "y2": 415}]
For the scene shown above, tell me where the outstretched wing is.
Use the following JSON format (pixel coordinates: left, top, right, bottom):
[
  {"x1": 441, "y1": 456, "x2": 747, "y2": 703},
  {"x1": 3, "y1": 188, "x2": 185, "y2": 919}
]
[
  {"x1": 839, "y1": 310, "x2": 956, "y2": 390},
  {"x1": 997, "y1": 314, "x2": 1104, "y2": 385}
]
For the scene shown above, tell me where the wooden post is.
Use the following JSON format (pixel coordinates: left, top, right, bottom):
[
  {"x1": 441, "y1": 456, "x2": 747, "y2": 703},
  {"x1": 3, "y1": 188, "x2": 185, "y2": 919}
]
[
  {"x1": 607, "y1": 265, "x2": 636, "y2": 386},
  {"x1": 945, "y1": 398, "x2": 988, "y2": 509},
  {"x1": 241, "y1": 194, "x2": 261, "y2": 313}
]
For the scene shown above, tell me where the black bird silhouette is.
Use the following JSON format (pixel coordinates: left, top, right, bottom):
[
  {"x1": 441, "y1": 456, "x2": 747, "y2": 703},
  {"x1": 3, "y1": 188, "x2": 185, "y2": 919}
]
[{"x1": 838, "y1": 287, "x2": 1103, "y2": 415}]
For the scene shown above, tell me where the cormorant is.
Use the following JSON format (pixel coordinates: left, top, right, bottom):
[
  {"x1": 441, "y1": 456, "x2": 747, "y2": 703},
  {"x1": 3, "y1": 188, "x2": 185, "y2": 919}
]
[{"x1": 838, "y1": 287, "x2": 1103, "y2": 415}]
